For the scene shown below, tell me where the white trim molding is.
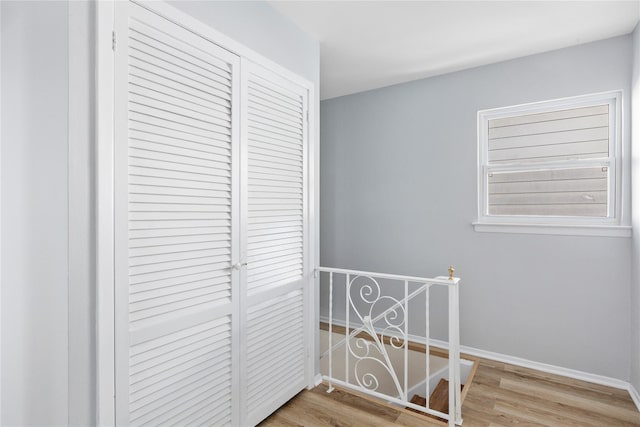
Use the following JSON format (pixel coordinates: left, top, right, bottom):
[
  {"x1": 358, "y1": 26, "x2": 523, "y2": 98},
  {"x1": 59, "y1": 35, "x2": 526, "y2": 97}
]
[
  {"x1": 0, "y1": 2, "x2": 3, "y2": 422},
  {"x1": 95, "y1": 1, "x2": 115, "y2": 424},
  {"x1": 630, "y1": 383, "x2": 640, "y2": 412},
  {"x1": 308, "y1": 82, "x2": 319, "y2": 391},
  {"x1": 432, "y1": 339, "x2": 631, "y2": 391},
  {"x1": 472, "y1": 222, "x2": 632, "y2": 237}
]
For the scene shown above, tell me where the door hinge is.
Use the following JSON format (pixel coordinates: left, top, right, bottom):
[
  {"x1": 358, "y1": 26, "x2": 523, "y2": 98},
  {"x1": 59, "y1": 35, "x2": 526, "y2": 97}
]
[{"x1": 112, "y1": 31, "x2": 116, "y2": 51}]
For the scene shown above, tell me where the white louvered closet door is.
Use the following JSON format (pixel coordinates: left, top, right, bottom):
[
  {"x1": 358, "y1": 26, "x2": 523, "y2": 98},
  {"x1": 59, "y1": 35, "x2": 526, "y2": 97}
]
[
  {"x1": 241, "y1": 61, "x2": 310, "y2": 426},
  {"x1": 114, "y1": 2, "x2": 240, "y2": 425}
]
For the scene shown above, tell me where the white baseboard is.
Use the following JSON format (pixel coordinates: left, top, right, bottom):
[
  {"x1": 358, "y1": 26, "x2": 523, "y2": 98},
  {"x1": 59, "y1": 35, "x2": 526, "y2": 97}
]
[
  {"x1": 314, "y1": 373, "x2": 323, "y2": 387},
  {"x1": 319, "y1": 315, "x2": 638, "y2": 409},
  {"x1": 447, "y1": 341, "x2": 629, "y2": 390},
  {"x1": 629, "y1": 383, "x2": 640, "y2": 412}
]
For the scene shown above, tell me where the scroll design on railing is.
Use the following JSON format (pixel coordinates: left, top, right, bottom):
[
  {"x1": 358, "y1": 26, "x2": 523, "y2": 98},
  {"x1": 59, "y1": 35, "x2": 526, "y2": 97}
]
[
  {"x1": 318, "y1": 266, "x2": 462, "y2": 426},
  {"x1": 347, "y1": 275, "x2": 407, "y2": 399}
]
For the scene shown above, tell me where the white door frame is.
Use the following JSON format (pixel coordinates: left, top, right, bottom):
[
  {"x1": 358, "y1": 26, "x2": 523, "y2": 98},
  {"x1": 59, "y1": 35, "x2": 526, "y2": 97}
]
[
  {"x1": 0, "y1": 3, "x2": 3, "y2": 423},
  {"x1": 95, "y1": 1, "x2": 115, "y2": 423},
  {"x1": 95, "y1": 1, "x2": 317, "y2": 424}
]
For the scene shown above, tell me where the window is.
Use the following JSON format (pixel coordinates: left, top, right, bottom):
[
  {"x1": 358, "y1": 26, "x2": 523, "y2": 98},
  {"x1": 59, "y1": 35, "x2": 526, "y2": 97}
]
[{"x1": 474, "y1": 91, "x2": 630, "y2": 237}]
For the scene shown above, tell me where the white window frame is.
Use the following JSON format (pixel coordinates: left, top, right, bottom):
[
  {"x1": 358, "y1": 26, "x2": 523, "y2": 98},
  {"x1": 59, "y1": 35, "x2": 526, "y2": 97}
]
[{"x1": 473, "y1": 90, "x2": 631, "y2": 237}]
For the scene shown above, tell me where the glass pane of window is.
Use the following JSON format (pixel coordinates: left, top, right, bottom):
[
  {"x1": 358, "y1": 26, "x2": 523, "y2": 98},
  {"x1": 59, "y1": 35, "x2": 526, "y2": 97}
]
[
  {"x1": 487, "y1": 166, "x2": 608, "y2": 217},
  {"x1": 487, "y1": 104, "x2": 609, "y2": 164}
]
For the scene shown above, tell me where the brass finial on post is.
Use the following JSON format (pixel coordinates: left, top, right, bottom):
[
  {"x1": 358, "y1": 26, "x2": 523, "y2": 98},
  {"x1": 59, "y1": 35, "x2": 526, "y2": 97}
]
[{"x1": 448, "y1": 265, "x2": 455, "y2": 280}]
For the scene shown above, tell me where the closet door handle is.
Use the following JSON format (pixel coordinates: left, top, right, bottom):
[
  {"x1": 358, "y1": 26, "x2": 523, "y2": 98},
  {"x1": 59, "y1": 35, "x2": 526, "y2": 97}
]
[{"x1": 232, "y1": 262, "x2": 248, "y2": 271}]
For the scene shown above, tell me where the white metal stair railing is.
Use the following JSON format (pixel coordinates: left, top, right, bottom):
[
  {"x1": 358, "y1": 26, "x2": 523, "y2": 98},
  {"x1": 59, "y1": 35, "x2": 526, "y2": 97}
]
[{"x1": 316, "y1": 266, "x2": 462, "y2": 427}]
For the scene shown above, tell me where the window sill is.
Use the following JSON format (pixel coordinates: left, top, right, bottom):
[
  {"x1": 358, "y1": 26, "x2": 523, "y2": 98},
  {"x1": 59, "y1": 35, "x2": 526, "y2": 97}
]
[{"x1": 472, "y1": 222, "x2": 631, "y2": 237}]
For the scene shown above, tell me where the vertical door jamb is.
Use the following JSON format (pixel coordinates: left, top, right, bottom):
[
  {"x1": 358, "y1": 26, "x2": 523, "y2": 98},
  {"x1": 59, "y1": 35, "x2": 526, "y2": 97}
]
[
  {"x1": 95, "y1": 0, "x2": 115, "y2": 424},
  {"x1": 230, "y1": 52, "x2": 243, "y2": 427},
  {"x1": 0, "y1": 3, "x2": 3, "y2": 422}
]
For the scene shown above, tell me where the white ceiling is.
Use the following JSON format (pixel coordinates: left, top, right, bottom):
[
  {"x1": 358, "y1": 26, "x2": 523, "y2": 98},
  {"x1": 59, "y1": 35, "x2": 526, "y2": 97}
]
[{"x1": 269, "y1": 1, "x2": 640, "y2": 100}]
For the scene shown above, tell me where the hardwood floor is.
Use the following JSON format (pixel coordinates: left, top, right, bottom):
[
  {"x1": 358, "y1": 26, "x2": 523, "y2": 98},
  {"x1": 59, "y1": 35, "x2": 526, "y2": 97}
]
[{"x1": 259, "y1": 357, "x2": 640, "y2": 426}]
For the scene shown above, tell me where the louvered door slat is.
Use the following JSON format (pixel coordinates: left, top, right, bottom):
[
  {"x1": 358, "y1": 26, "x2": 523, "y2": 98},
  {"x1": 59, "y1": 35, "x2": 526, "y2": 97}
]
[
  {"x1": 128, "y1": 37, "x2": 232, "y2": 89},
  {"x1": 129, "y1": 96, "x2": 232, "y2": 132},
  {"x1": 250, "y1": 255, "x2": 303, "y2": 272},
  {"x1": 130, "y1": 188, "x2": 231, "y2": 201},
  {"x1": 248, "y1": 105, "x2": 303, "y2": 128},
  {"x1": 245, "y1": 291, "x2": 305, "y2": 418},
  {"x1": 130, "y1": 242, "x2": 230, "y2": 259},
  {"x1": 129, "y1": 88, "x2": 231, "y2": 125},
  {"x1": 248, "y1": 145, "x2": 303, "y2": 162},
  {"x1": 129, "y1": 137, "x2": 232, "y2": 163},
  {"x1": 249, "y1": 235, "x2": 302, "y2": 249},
  {"x1": 129, "y1": 166, "x2": 231, "y2": 186},
  {"x1": 242, "y1": 62, "x2": 309, "y2": 426},
  {"x1": 129, "y1": 75, "x2": 231, "y2": 118},
  {"x1": 129, "y1": 146, "x2": 232, "y2": 169},
  {"x1": 129, "y1": 45, "x2": 233, "y2": 95},
  {"x1": 250, "y1": 155, "x2": 304, "y2": 170},
  {"x1": 129, "y1": 120, "x2": 232, "y2": 148},
  {"x1": 249, "y1": 82, "x2": 302, "y2": 110},
  {"x1": 129, "y1": 176, "x2": 231, "y2": 193},
  {"x1": 250, "y1": 139, "x2": 303, "y2": 157},
  {"x1": 115, "y1": 2, "x2": 239, "y2": 425},
  {"x1": 130, "y1": 229, "x2": 230, "y2": 242},
  {"x1": 248, "y1": 128, "x2": 302, "y2": 148},
  {"x1": 129, "y1": 238, "x2": 230, "y2": 253},
  {"x1": 128, "y1": 24, "x2": 232, "y2": 80}
]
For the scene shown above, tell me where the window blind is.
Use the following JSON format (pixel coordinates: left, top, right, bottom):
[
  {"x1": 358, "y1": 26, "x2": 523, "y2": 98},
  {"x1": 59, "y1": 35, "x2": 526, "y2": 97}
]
[{"x1": 486, "y1": 104, "x2": 610, "y2": 217}]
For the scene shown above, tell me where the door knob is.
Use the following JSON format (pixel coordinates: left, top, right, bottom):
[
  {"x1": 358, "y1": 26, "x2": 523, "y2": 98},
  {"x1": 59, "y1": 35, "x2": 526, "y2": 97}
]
[{"x1": 232, "y1": 262, "x2": 248, "y2": 271}]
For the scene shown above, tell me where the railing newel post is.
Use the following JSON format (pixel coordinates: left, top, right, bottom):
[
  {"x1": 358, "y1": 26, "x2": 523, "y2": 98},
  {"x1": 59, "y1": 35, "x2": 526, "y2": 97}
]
[
  {"x1": 447, "y1": 274, "x2": 462, "y2": 427},
  {"x1": 327, "y1": 271, "x2": 333, "y2": 393},
  {"x1": 448, "y1": 282, "x2": 455, "y2": 427},
  {"x1": 403, "y1": 279, "x2": 408, "y2": 401},
  {"x1": 454, "y1": 280, "x2": 462, "y2": 425},
  {"x1": 425, "y1": 283, "x2": 430, "y2": 410},
  {"x1": 345, "y1": 273, "x2": 350, "y2": 386}
]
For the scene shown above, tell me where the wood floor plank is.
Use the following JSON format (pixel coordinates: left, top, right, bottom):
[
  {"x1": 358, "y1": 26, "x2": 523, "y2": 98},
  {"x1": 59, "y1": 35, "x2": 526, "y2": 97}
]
[
  {"x1": 470, "y1": 381, "x2": 638, "y2": 427},
  {"x1": 474, "y1": 360, "x2": 639, "y2": 416},
  {"x1": 463, "y1": 396, "x2": 526, "y2": 426},
  {"x1": 259, "y1": 357, "x2": 640, "y2": 427},
  {"x1": 310, "y1": 383, "x2": 400, "y2": 423},
  {"x1": 302, "y1": 388, "x2": 402, "y2": 427},
  {"x1": 499, "y1": 377, "x2": 640, "y2": 424},
  {"x1": 494, "y1": 398, "x2": 595, "y2": 426},
  {"x1": 502, "y1": 363, "x2": 637, "y2": 404},
  {"x1": 394, "y1": 412, "x2": 442, "y2": 426},
  {"x1": 259, "y1": 411, "x2": 302, "y2": 427}
]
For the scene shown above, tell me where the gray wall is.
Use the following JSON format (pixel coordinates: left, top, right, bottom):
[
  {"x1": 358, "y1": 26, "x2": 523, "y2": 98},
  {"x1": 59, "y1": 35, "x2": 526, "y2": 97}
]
[
  {"x1": 2, "y1": 2, "x2": 69, "y2": 424},
  {"x1": 0, "y1": 0, "x2": 318, "y2": 424},
  {"x1": 631, "y1": 24, "x2": 640, "y2": 394},
  {"x1": 2, "y1": 3, "x2": 97, "y2": 424},
  {"x1": 168, "y1": 0, "x2": 319, "y2": 89},
  {"x1": 321, "y1": 35, "x2": 633, "y2": 381},
  {"x1": 68, "y1": 1, "x2": 96, "y2": 424}
]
